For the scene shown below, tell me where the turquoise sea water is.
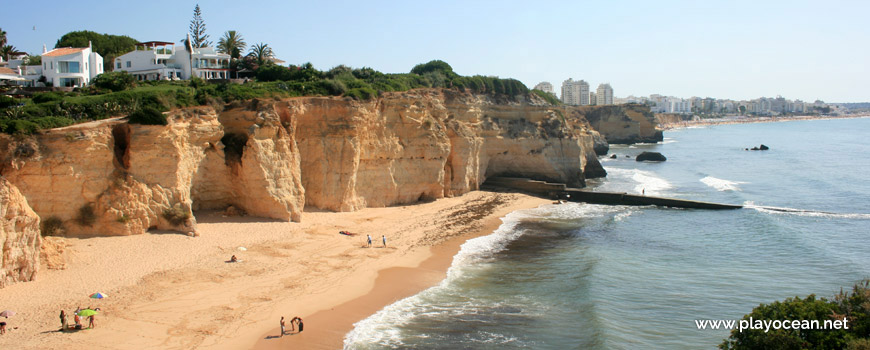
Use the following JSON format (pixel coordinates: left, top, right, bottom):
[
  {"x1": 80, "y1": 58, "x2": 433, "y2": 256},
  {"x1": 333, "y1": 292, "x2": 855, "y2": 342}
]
[{"x1": 344, "y1": 117, "x2": 870, "y2": 349}]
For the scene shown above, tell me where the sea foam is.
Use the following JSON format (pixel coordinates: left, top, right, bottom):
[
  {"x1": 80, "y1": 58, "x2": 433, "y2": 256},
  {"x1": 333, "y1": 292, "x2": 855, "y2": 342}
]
[
  {"x1": 700, "y1": 176, "x2": 745, "y2": 191},
  {"x1": 744, "y1": 201, "x2": 870, "y2": 220}
]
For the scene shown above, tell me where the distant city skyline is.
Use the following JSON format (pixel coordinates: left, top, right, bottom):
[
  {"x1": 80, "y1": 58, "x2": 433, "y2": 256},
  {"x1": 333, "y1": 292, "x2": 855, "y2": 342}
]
[{"x1": 1, "y1": 0, "x2": 868, "y2": 102}]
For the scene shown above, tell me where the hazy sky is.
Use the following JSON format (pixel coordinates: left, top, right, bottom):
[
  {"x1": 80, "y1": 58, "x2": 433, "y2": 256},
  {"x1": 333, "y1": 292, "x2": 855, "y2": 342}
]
[{"x1": 2, "y1": 0, "x2": 868, "y2": 102}]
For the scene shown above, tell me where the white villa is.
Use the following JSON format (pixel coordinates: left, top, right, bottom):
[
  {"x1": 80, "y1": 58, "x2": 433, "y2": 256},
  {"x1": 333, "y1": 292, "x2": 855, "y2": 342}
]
[
  {"x1": 114, "y1": 41, "x2": 231, "y2": 81},
  {"x1": 41, "y1": 44, "x2": 104, "y2": 87}
]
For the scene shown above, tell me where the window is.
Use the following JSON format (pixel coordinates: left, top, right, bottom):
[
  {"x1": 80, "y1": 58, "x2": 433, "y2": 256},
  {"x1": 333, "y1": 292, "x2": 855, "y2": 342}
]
[
  {"x1": 126, "y1": 61, "x2": 131, "y2": 68},
  {"x1": 58, "y1": 61, "x2": 80, "y2": 73},
  {"x1": 59, "y1": 77, "x2": 79, "y2": 87},
  {"x1": 85, "y1": 62, "x2": 88, "y2": 70},
  {"x1": 117, "y1": 62, "x2": 122, "y2": 69}
]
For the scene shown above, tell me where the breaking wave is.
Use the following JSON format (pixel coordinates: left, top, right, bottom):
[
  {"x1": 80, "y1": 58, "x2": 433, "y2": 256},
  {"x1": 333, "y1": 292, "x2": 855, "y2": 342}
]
[{"x1": 700, "y1": 176, "x2": 745, "y2": 191}]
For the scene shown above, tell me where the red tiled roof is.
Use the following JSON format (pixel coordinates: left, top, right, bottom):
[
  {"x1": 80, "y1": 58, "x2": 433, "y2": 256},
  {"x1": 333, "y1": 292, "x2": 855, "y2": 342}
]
[
  {"x1": 0, "y1": 67, "x2": 17, "y2": 74},
  {"x1": 43, "y1": 47, "x2": 87, "y2": 57}
]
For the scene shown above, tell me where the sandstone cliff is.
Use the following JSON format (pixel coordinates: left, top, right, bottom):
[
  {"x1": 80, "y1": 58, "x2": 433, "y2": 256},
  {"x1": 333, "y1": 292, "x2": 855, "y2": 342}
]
[
  {"x1": 0, "y1": 88, "x2": 639, "y2": 238},
  {"x1": 0, "y1": 102, "x2": 305, "y2": 237},
  {"x1": 0, "y1": 177, "x2": 41, "y2": 287},
  {"x1": 580, "y1": 104, "x2": 662, "y2": 146}
]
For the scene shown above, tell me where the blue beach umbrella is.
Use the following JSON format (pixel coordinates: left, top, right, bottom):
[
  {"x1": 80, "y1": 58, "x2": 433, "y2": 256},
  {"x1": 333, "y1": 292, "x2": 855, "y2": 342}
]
[{"x1": 89, "y1": 292, "x2": 108, "y2": 299}]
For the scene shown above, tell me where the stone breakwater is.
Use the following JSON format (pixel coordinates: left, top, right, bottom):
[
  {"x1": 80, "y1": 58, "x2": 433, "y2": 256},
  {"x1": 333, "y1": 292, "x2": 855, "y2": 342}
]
[{"x1": 0, "y1": 88, "x2": 657, "y2": 286}]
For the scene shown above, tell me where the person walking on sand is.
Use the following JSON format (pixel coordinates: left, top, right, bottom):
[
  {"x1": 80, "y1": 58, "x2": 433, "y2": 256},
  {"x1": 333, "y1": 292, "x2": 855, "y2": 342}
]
[
  {"x1": 280, "y1": 316, "x2": 285, "y2": 337},
  {"x1": 60, "y1": 310, "x2": 66, "y2": 329},
  {"x1": 88, "y1": 314, "x2": 95, "y2": 329},
  {"x1": 382, "y1": 235, "x2": 387, "y2": 247},
  {"x1": 366, "y1": 234, "x2": 372, "y2": 247}
]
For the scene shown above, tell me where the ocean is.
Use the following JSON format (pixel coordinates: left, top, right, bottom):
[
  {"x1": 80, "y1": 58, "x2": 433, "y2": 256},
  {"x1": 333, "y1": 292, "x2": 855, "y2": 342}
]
[{"x1": 343, "y1": 117, "x2": 870, "y2": 349}]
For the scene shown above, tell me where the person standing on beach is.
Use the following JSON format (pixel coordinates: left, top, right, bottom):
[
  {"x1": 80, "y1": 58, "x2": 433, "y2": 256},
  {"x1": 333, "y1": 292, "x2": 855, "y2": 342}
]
[
  {"x1": 88, "y1": 315, "x2": 95, "y2": 329},
  {"x1": 366, "y1": 235, "x2": 372, "y2": 247},
  {"x1": 280, "y1": 317, "x2": 285, "y2": 337},
  {"x1": 297, "y1": 317, "x2": 304, "y2": 333},
  {"x1": 59, "y1": 310, "x2": 66, "y2": 329},
  {"x1": 382, "y1": 235, "x2": 387, "y2": 247}
]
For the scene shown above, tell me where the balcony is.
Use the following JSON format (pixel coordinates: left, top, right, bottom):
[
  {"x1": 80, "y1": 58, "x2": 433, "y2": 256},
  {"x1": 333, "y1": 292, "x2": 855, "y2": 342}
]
[{"x1": 194, "y1": 63, "x2": 229, "y2": 69}]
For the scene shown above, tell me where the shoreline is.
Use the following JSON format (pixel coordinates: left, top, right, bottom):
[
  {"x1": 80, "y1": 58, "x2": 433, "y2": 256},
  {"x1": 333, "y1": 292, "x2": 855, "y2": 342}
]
[
  {"x1": 249, "y1": 195, "x2": 543, "y2": 349},
  {"x1": 0, "y1": 191, "x2": 549, "y2": 350},
  {"x1": 657, "y1": 113, "x2": 869, "y2": 130}
]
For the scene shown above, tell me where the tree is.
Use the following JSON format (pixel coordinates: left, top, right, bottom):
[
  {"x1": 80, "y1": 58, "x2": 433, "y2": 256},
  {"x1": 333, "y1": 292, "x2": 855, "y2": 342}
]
[
  {"x1": 0, "y1": 28, "x2": 7, "y2": 48},
  {"x1": 55, "y1": 31, "x2": 138, "y2": 71},
  {"x1": 1, "y1": 45, "x2": 17, "y2": 61},
  {"x1": 410, "y1": 60, "x2": 456, "y2": 78},
  {"x1": 247, "y1": 43, "x2": 274, "y2": 66},
  {"x1": 217, "y1": 30, "x2": 246, "y2": 59},
  {"x1": 187, "y1": 4, "x2": 211, "y2": 48},
  {"x1": 23, "y1": 55, "x2": 41, "y2": 66}
]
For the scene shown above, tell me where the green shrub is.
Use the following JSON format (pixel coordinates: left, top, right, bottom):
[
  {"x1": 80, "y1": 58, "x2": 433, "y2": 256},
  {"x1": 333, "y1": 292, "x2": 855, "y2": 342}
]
[
  {"x1": 31, "y1": 92, "x2": 65, "y2": 104},
  {"x1": 532, "y1": 89, "x2": 561, "y2": 105},
  {"x1": 41, "y1": 216, "x2": 64, "y2": 236},
  {"x1": 76, "y1": 203, "x2": 97, "y2": 226},
  {"x1": 128, "y1": 107, "x2": 167, "y2": 125},
  {"x1": 1, "y1": 120, "x2": 41, "y2": 135},
  {"x1": 411, "y1": 60, "x2": 456, "y2": 77},
  {"x1": 318, "y1": 79, "x2": 347, "y2": 96},
  {"x1": 162, "y1": 204, "x2": 191, "y2": 226},
  {"x1": 721, "y1": 280, "x2": 870, "y2": 349},
  {"x1": 0, "y1": 95, "x2": 17, "y2": 108},
  {"x1": 92, "y1": 71, "x2": 136, "y2": 92},
  {"x1": 257, "y1": 65, "x2": 292, "y2": 82},
  {"x1": 345, "y1": 87, "x2": 377, "y2": 100}
]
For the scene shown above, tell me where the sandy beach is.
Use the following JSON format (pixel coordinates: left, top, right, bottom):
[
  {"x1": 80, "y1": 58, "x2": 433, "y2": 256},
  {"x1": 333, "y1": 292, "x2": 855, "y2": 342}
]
[{"x1": 0, "y1": 191, "x2": 548, "y2": 350}]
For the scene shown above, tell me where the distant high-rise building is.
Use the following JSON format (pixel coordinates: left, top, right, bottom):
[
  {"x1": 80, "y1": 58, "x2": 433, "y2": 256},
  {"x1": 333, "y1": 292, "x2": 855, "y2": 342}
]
[
  {"x1": 589, "y1": 92, "x2": 597, "y2": 105},
  {"x1": 533, "y1": 81, "x2": 554, "y2": 95},
  {"x1": 596, "y1": 83, "x2": 613, "y2": 105},
  {"x1": 561, "y1": 78, "x2": 589, "y2": 106}
]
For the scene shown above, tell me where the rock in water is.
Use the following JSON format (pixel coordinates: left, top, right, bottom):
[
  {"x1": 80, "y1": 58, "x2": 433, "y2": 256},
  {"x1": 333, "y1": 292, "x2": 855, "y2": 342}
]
[
  {"x1": 610, "y1": 154, "x2": 617, "y2": 159},
  {"x1": 759, "y1": 144, "x2": 769, "y2": 150},
  {"x1": 636, "y1": 151, "x2": 667, "y2": 162}
]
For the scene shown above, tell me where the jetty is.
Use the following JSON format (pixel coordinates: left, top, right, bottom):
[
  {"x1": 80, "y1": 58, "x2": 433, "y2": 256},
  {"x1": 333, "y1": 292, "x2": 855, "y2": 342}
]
[{"x1": 484, "y1": 177, "x2": 742, "y2": 210}]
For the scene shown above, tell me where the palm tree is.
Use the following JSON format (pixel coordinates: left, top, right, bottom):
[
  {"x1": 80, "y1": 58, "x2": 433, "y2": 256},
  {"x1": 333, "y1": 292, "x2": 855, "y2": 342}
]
[
  {"x1": 1, "y1": 45, "x2": 17, "y2": 61},
  {"x1": 247, "y1": 43, "x2": 274, "y2": 66},
  {"x1": 0, "y1": 28, "x2": 7, "y2": 48},
  {"x1": 217, "y1": 30, "x2": 246, "y2": 59}
]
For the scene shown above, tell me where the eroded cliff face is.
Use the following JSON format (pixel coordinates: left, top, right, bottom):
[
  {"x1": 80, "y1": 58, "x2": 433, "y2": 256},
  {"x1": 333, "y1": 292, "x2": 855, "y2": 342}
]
[
  {"x1": 0, "y1": 177, "x2": 41, "y2": 287},
  {"x1": 579, "y1": 104, "x2": 662, "y2": 145},
  {"x1": 0, "y1": 88, "x2": 634, "y2": 237},
  {"x1": 0, "y1": 101, "x2": 305, "y2": 237},
  {"x1": 292, "y1": 90, "x2": 605, "y2": 211}
]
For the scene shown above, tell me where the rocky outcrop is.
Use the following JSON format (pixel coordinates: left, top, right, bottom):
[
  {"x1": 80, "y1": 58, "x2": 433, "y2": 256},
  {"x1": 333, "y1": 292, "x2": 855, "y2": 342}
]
[
  {"x1": 0, "y1": 88, "x2": 652, "y2": 236},
  {"x1": 580, "y1": 104, "x2": 662, "y2": 144},
  {"x1": 636, "y1": 151, "x2": 667, "y2": 162},
  {"x1": 1, "y1": 177, "x2": 41, "y2": 287}
]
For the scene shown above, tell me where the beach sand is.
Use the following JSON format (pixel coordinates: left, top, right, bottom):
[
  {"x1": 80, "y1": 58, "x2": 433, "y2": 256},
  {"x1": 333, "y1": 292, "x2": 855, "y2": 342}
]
[{"x1": 0, "y1": 191, "x2": 548, "y2": 350}]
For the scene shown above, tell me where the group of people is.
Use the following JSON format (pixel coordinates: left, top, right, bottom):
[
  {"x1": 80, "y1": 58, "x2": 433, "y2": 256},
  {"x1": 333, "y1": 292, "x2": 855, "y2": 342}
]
[
  {"x1": 366, "y1": 234, "x2": 387, "y2": 248},
  {"x1": 279, "y1": 316, "x2": 303, "y2": 337},
  {"x1": 60, "y1": 307, "x2": 99, "y2": 331}
]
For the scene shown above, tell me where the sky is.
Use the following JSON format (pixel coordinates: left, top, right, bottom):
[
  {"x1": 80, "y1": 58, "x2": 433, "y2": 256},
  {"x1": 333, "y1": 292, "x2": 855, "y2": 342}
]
[{"x1": 1, "y1": 0, "x2": 868, "y2": 102}]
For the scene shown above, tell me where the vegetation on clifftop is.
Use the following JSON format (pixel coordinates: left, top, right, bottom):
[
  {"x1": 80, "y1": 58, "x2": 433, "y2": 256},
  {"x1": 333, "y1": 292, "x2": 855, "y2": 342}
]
[{"x1": 0, "y1": 60, "x2": 542, "y2": 134}]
